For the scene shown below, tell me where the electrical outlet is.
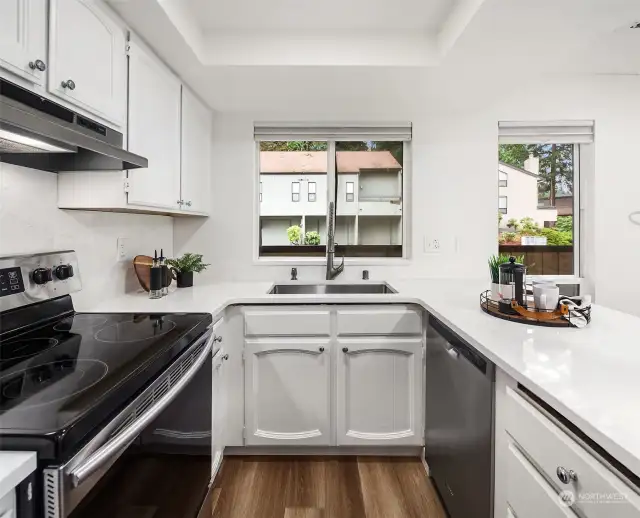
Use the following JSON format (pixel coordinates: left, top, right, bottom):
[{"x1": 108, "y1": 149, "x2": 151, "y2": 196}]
[
  {"x1": 117, "y1": 237, "x2": 129, "y2": 262},
  {"x1": 424, "y1": 236, "x2": 442, "y2": 253}
]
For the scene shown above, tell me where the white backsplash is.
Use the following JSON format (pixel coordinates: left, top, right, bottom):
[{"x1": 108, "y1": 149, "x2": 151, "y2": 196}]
[{"x1": 0, "y1": 164, "x2": 173, "y2": 310}]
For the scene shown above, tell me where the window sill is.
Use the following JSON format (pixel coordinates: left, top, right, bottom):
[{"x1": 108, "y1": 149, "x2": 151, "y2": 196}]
[{"x1": 254, "y1": 257, "x2": 410, "y2": 267}]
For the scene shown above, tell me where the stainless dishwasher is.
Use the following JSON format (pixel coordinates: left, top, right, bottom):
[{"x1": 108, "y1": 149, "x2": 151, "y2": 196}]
[{"x1": 425, "y1": 314, "x2": 495, "y2": 518}]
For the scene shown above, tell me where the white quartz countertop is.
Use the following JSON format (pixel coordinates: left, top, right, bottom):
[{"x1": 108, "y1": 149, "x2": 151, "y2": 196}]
[
  {"x1": 0, "y1": 452, "x2": 36, "y2": 499},
  {"x1": 85, "y1": 278, "x2": 640, "y2": 479}
]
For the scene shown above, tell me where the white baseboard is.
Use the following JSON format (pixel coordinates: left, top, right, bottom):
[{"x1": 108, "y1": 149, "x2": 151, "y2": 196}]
[{"x1": 224, "y1": 446, "x2": 423, "y2": 457}]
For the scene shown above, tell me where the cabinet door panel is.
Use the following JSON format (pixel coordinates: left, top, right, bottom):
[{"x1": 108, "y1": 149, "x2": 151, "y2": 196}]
[
  {"x1": 245, "y1": 339, "x2": 331, "y2": 446},
  {"x1": 0, "y1": 0, "x2": 46, "y2": 84},
  {"x1": 127, "y1": 40, "x2": 181, "y2": 209},
  {"x1": 180, "y1": 88, "x2": 211, "y2": 214},
  {"x1": 212, "y1": 348, "x2": 225, "y2": 478},
  {"x1": 48, "y1": 0, "x2": 126, "y2": 124},
  {"x1": 336, "y1": 338, "x2": 423, "y2": 446}
]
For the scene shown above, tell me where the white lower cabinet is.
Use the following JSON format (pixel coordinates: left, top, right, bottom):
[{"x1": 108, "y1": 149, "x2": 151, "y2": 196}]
[
  {"x1": 506, "y1": 441, "x2": 578, "y2": 518},
  {"x1": 211, "y1": 347, "x2": 226, "y2": 477},
  {"x1": 336, "y1": 338, "x2": 424, "y2": 446},
  {"x1": 244, "y1": 339, "x2": 332, "y2": 446},
  {"x1": 239, "y1": 305, "x2": 425, "y2": 449}
]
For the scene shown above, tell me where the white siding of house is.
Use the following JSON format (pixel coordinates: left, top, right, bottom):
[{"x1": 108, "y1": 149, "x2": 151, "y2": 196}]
[
  {"x1": 261, "y1": 216, "x2": 301, "y2": 245},
  {"x1": 359, "y1": 171, "x2": 402, "y2": 200},
  {"x1": 260, "y1": 173, "x2": 327, "y2": 217},
  {"x1": 336, "y1": 174, "x2": 358, "y2": 215},
  {"x1": 499, "y1": 164, "x2": 557, "y2": 227}
]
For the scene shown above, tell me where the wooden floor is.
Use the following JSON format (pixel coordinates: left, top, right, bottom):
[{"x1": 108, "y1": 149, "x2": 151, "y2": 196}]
[{"x1": 204, "y1": 456, "x2": 448, "y2": 518}]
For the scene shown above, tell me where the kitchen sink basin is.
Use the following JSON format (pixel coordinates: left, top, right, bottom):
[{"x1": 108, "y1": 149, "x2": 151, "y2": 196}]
[{"x1": 267, "y1": 283, "x2": 397, "y2": 295}]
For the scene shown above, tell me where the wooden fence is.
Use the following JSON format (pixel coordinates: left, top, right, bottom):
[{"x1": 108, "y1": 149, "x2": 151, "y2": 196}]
[{"x1": 499, "y1": 245, "x2": 574, "y2": 275}]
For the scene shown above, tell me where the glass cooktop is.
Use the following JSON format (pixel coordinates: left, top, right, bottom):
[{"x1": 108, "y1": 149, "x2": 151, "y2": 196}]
[{"x1": 0, "y1": 311, "x2": 211, "y2": 453}]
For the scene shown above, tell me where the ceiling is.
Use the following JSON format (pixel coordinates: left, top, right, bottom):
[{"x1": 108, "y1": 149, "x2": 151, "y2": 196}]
[
  {"x1": 107, "y1": 0, "x2": 640, "y2": 112},
  {"x1": 187, "y1": 0, "x2": 456, "y2": 30}
]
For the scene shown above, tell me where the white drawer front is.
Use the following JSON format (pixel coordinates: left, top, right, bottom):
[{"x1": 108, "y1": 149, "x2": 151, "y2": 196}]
[
  {"x1": 0, "y1": 489, "x2": 15, "y2": 518},
  {"x1": 506, "y1": 388, "x2": 640, "y2": 518},
  {"x1": 507, "y1": 441, "x2": 578, "y2": 518},
  {"x1": 336, "y1": 307, "x2": 422, "y2": 336},
  {"x1": 244, "y1": 309, "x2": 331, "y2": 336}
]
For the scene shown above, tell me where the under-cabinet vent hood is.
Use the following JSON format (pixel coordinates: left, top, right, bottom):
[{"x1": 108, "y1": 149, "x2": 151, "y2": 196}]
[{"x1": 0, "y1": 79, "x2": 147, "y2": 172}]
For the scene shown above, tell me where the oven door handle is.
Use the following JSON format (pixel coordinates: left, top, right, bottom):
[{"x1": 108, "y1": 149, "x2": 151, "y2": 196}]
[{"x1": 69, "y1": 329, "x2": 214, "y2": 488}]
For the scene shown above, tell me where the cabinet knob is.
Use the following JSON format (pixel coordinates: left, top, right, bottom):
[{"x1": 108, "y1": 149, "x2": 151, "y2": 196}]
[
  {"x1": 61, "y1": 79, "x2": 76, "y2": 90},
  {"x1": 222, "y1": 354, "x2": 229, "y2": 361},
  {"x1": 213, "y1": 335, "x2": 223, "y2": 343},
  {"x1": 342, "y1": 347, "x2": 349, "y2": 353},
  {"x1": 556, "y1": 466, "x2": 577, "y2": 484},
  {"x1": 319, "y1": 347, "x2": 325, "y2": 352},
  {"x1": 29, "y1": 59, "x2": 46, "y2": 71}
]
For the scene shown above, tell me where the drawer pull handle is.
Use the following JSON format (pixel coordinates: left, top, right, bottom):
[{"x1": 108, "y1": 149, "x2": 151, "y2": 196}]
[
  {"x1": 556, "y1": 466, "x2": 578, "y2": 484},
  {"x1": 342, "y1": 347, "x2": 349, "y2": 353}
]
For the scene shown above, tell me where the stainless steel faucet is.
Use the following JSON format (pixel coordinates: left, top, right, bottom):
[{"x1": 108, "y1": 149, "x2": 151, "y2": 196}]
[{"x1": 326, "y1": 202, "x2": 344, "y2": 280}]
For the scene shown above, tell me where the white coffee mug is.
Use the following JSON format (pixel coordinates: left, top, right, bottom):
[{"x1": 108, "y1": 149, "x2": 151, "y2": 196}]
[{"x1": 533, "y1": 283, "x2": 560, "y2": 310}]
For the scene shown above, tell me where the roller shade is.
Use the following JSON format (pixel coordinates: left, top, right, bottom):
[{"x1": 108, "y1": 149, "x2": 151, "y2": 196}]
[
  {"x1": 499, "y1": 121, "x2": 594, "y2": 144},
  {"x1": 254, "y1": 122, "x2": 412, "y2": 141}
]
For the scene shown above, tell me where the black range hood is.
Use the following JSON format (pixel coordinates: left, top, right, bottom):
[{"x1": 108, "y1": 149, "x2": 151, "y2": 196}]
[{"x1": 0, "y1": 79, "x2": 147, "y2": 172}]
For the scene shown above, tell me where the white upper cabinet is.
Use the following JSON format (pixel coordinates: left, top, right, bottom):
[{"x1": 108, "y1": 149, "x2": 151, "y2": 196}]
[
  {"x1": 336, "y1": 337, "x2": 424, "y2": 446},
  {"x1": 180, "y1": 88, "x2": 212, "y2": 214},
  {"x1": 0, "y1": 0, "x2": 47, "y2": 85},
  {"x1": 48, "y1": 0, "x2": 126, "y2": 125},
  {"x1": 244, "y1": 339, "x2": 332, "y2": 446},
  {"x1": 127, "y1": 39, "x2": 181, "y2": 210}
]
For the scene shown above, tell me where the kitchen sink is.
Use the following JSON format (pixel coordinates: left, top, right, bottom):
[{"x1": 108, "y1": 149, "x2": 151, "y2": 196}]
[{"x1": 267, "y1": 283, "x2": 397, "y2": 295}]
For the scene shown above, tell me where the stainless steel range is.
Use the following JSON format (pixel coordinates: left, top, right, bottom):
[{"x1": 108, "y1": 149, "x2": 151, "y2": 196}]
[{"x1": 0, "y1": 251, "x2": 217, "y2": 518}]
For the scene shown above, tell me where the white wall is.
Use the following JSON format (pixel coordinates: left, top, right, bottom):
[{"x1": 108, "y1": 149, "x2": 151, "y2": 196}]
[
  {"x1": 0, "y1": 164, "x2": 173, "y2": 310},
  {"x1": 174, "y1": 74, "x2": 640, "y2": 315}
]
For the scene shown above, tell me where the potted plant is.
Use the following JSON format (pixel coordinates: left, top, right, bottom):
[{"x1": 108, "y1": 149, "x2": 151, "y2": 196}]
[
  {"x1": 167, "y1": 253, "x2": 209, "y2": 288},
  {"x1": 488, "y1": 254, "x2": 524, "y2": 301}
]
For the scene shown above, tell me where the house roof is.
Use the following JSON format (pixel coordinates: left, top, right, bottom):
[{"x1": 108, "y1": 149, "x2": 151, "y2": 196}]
[
  {"x1": 498, "y1": 161, "x2": 539, "y2": 178},
  {"x1": 259, "y1": 151, "x2": 401, "y2": 174}
]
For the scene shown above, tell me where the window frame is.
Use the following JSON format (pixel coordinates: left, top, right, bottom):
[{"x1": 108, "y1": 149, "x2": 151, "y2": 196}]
[
  {"x1": 498, "y1": 195, "x2": 508, "y2": 214},
  {"x1": 291, "y1": 181, "x2": 300, "y2": 203},
  {"x1": 308, "y1": 181, "x2": 317, "y2": 202},
  {"x1": 499, "y1": 171, "x2": 508, "y2": 187},
  {"x1": 254, "y1": 139, "x2": 411, "y2": 265},
  {"x1": 345, "y1": 181, "x2": 355, "y2": 202}
]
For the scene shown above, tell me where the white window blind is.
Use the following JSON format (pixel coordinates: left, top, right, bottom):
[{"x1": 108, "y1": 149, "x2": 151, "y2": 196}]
[
  {"x1": 254, "y1": 122, "x2": 412, "y2": 141},
  {"x1": 498, "y1": 121, "x2": 594, "y2": 144}
]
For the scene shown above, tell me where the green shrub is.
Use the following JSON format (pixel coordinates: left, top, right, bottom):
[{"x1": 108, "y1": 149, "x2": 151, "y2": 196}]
[
  {"x1": 540, "y1": 228, "x2": 572, "y2": 245},
  {"x1": 304, "y1": 231, "x2": 321, "y2": 245},
  {"x1": 502, "y1": 232, "x2": 517, "y2": 243},
  {"x1": 555, "y1": 216, "x2": 573, "y2": 233},
  {"x1": 506, "y1": 218, "x2": 519, "y2": 230},
  {"x1": 287, "y1": 225, "x2": 302, "y2": 245},
  {"x1": 519, "y1": 217, "x2": 540, "y2": 234}
]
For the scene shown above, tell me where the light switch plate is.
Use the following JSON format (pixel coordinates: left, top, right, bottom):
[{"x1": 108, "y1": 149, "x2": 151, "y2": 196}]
[{"x1": 117, "y1": 237, "x2": 129, "y2": 261}]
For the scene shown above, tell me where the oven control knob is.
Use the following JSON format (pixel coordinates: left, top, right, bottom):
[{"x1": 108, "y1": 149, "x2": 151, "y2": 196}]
[
  {"x1": 33, "y1": 268, "x2": 53, "y2": 285},
  {"x1": 54, "y1": 264, "x2": 74, "y2": 280}
]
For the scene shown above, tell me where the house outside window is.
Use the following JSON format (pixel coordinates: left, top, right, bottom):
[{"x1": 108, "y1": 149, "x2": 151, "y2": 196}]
[
  {"x1": 254, "y1": 123, "x2": 411, "y2": 258},
  {"x1": 499, "y1": 171, "x2": 508, "y2": 187},
  {"x1": 346, "y1": 182, "x2": 355, "y2": 202}
]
